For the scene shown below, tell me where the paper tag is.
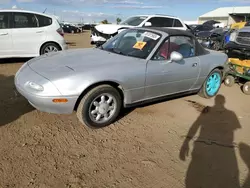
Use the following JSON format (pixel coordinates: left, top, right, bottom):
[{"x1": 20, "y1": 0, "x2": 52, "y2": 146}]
[
  {"x1": 143, "y1": 32, "x2": 160, "y2": 40},
  {"x1": 133, "y1": 41, "x2": 147, "y2": 50}
]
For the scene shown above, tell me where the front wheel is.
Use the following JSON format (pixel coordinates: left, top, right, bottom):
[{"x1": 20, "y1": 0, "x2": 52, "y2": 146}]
[
  {"x1": 76, "y1": 85, "x2": 122, "y2": 128},
  {"x1": 199, "y1": 69, "x2": 222, "y2": 99}
]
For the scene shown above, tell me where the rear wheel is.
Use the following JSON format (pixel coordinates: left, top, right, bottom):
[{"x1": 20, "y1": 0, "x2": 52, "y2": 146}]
[
  {"x1": 242, "y1": 81, "x2": 250, "y2": 95},
  {"x1": 76, "y1": 85, "x2": 122, "y2": 128},
  {"x1": 224, "y1": 75, "x2": 235, "y2": 87},
  {"x1": 40, "y1": 43, "x2": 60, "y2": 55},
  {"x1": 199, "y1": 69, "x2": 222, "y2": 99}
]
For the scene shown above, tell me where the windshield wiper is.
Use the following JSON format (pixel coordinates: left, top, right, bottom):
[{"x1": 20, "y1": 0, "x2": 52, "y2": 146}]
[{"x1": 109, "y1": 48, "x2": 126, "y2": 56}]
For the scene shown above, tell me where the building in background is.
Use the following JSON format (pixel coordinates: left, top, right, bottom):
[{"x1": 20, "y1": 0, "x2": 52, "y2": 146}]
[{"x1": 199, "y1": 6, "x2": 250, "y2": 27}]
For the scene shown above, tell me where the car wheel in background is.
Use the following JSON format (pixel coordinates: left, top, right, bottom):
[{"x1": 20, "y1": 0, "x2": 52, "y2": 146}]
[
  {"x1": 40, "y1": 43, "x2": 60, "y2": 55},
  {"x1": 212, "y1": 41, "x2": 221, "y2": 51},
  {"x1": 199, "y1": 68, "x2": 222, "y2": 99},
  {"x1": 71, "y1": 30, "x2": 74, "y2": 34},
  {"x1": 242, "y1": 81, "x2": 250, "y2": 95},
  {"x1": 224, "y1": 75, "x2": 235, "y2": 87},
  {"x1": 76, "y1": 85, "x2": 122, "y2": 128}
]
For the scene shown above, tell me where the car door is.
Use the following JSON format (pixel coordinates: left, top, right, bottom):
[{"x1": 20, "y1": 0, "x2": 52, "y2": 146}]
[
  {"x1": 145, "y1": 35, "x2": 200, "y2": 99},
  {"x1": 11, "y1": 12, "x2": 46, "y2": 56},
  {"x1": 0, "y1": 12, "x2": 13, "y2": 57}
]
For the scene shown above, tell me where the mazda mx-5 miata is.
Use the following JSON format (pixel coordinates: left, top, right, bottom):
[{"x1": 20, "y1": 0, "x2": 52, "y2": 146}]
[{"x1": 15, "y1": 27, "x2": 228, "y2": 128}]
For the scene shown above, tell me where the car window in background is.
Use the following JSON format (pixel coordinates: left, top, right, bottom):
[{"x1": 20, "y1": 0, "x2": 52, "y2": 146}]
[
  {"x1": 173, "y1": 19, "x2": 183, "y2": 27},
  {"x1": 170, "y1": 36, "x2": 195, "y2": 58},
  {"x1": 101, "y1": 29, "x2": 161, "y2": 59},
  {"x1": 35, "y1": 14, "x2": 52, "y2": 27},
  {"x1": 147, "y1": 17, "x2": 174, "y2": 27},
  {"x1": 120, "y1": 16, "x2": 148, "y2": 26},
  {"x1": 0, "y1": 12, "x2": 9, "y2": 29},
  {"x1": 13, "y1": 12, "x2": 38, "y2": 28}
]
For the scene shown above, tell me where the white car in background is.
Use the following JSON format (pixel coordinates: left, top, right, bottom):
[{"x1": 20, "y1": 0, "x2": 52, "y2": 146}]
[
  {"x1": 90, "y1": 14, "x2": 188, "y2": 45},
  {"x1": 0, "y1": 9, "x2": 68, "y2": 59}
]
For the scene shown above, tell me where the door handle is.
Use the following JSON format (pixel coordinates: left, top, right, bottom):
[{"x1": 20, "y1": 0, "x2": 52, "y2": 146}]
[
  {"x1": 192, "y1": 63, "x2": 198, "y2": 67},
  {"x1": 36, "y1": 31, "x2": 44, "y2": 33},
  {"x1": 0, "y1": 33, "x2": 8, "y2": 36}
]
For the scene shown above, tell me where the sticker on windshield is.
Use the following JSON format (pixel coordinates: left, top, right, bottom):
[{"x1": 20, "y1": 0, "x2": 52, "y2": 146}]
[
  {"x1": 133, "y1": 41, "x2": 147, "y2": 50},
  {"x1": 143, "y1": 32, "x2": 160, "y2": 40}
]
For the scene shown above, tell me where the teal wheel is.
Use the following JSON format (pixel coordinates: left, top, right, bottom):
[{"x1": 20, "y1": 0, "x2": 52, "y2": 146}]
[{"x1": 199, "y1": 69, "x2": 222, "y2": 99}]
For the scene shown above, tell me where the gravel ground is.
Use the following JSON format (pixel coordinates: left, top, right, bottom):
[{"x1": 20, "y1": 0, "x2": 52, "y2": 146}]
[{"x1": 0, "y1": 31, "x2": 250, "y2": 188}]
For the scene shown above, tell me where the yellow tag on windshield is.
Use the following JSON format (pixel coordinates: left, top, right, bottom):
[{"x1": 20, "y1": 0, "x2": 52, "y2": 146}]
[{"x1": 133, "y1": 41, "x2": 147, "y2": 50}]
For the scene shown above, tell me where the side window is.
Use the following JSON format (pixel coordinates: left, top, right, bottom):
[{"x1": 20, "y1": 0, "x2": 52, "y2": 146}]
[
  {"x1": 13, "y1": 12, "x2": 38, "y2": 28},
  {"x1": 35, "y1": 14, "x2": 52, "y2": 27},
  {"x1": 153, "y1": 36, "x2": 195, "y2": 60},
  {"x1": 0, "y1": 12, "x2": 9, "y2": 29},
  {"x1": 147, "y1": 17, "x2": 174, "y2": 27},
  {"x1": 170, "y1": 36, "x2": 195, "y2": 58},
  {"x1": 173, "y1": 19, "x2": 183, "y2": 27}
]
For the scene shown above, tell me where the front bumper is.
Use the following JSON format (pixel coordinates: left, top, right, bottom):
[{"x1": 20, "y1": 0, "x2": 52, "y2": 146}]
[
  {"x1": 14, "y1": 63, "x2": 78, "y2": 114},
  {"x1": 90, "y1": 35, "x2": 107, "y2": 45},
  {"x1": 224, "y1": 41, "x2": 250, "y2": 55}
]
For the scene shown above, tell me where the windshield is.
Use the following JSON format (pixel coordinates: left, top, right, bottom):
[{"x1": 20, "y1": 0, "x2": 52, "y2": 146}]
[
  {"x1": 101, "y1": 29, "x2": 161, "y2": 59},
  {"x1": 120, "y1": 16, "x2": 148, "y2": 26}
]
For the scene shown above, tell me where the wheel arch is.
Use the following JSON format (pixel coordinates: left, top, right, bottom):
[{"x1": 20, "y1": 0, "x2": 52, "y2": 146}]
[
  {"x1": 40, "y1": 41, "x2": 62, "y2": 55},
  {"x1": 212, "y1": 65, "x2": 225, "y2": 79},
  {"x1": 74, "y1": 81, "x2": 125, "y2": 111}
]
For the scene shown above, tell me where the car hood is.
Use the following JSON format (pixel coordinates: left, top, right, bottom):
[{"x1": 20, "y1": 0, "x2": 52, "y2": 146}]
[
  {"x1": 27, "y1": 48, "x2": 134, "y2": 80},
  {"x1": 196, "y1": 31, "x2": 213, "y2": 38},
  {"x1": 95, "y1": 24, "x2": 133, "y2": 35}
]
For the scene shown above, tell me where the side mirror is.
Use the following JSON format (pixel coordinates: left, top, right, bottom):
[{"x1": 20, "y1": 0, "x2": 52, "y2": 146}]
[
  {"x1": 144, "y1": 22, "x2": 152, "y2": 27},
  {"x1": 170, "y1": 51, "x2": 183, "y2": 62}
]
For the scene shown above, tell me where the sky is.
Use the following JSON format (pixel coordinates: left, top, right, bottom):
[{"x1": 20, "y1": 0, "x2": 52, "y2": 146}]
[{"x1": 0, "y1": 0, "x2": 250, "y2": 23}]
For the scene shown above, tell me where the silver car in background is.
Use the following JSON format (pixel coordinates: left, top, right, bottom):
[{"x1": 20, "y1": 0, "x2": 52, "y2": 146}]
[{"x1": 15, "y1": 27, "x2": 228, "y2": 128}]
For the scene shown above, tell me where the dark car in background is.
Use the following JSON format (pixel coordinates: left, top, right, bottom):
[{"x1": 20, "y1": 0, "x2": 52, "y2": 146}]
[
  {"x1": 192, "y1": 24, "x2": 214, "y2": 36},
  {"x1": 225, "y1": 22, "x2": 250, "y2": 58},
  {"x1": 196, "y1": 27, "x2": 230, "y2": 51},
  {"x1": 189, "y1": 20, "x2": 221, "y2": 36},
  {"x1": 61, "y1": 24, "x2": 81, "y2": 34}
]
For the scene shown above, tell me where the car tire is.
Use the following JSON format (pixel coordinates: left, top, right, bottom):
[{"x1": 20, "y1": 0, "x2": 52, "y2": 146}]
[
  {"x1": 224, "y1": 75, "x2": 235, "y2": 87},
  {"x1": 71, "y1": 30, "x2": 74, "y2": 34},
  {"x1": 212, "y1": 41, "x2": 221, "y2": 51},
  {"x1": 76, "y1": 84, "x2": 122, "y2": 128},
  {"x1": 40, "y1": 43, "x2": 60, "y2": 55},
  {"x1": 242, "y1": 81, "x2": 250, "y2": 95},
  {"x1": 199, "y1": 69, "x2": 222, "y2": 99}
]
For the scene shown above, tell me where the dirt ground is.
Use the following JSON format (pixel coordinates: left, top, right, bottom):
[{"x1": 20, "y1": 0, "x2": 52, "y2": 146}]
[{"x1": 1, "y1": 31, "x2": 250, "y2": 188}]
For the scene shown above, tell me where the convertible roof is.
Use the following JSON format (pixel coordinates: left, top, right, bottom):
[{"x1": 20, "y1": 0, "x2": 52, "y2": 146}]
[
  {"x1": 141, "y1": 27, "x2": 209, "y2": 56},
  {"x1": 145, "y1": 27, "x2": 195, "y2": 37}
]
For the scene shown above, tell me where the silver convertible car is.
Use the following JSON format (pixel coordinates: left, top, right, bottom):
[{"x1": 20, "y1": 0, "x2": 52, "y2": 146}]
[{"x1": 15, "y1": 27, "x2": 228, "y2": 128}]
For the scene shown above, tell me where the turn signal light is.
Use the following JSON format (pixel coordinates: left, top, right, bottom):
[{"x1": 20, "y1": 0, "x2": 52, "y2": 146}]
[{"x1": 52, "y1": 99, "x2": 68, "y2": 103}]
